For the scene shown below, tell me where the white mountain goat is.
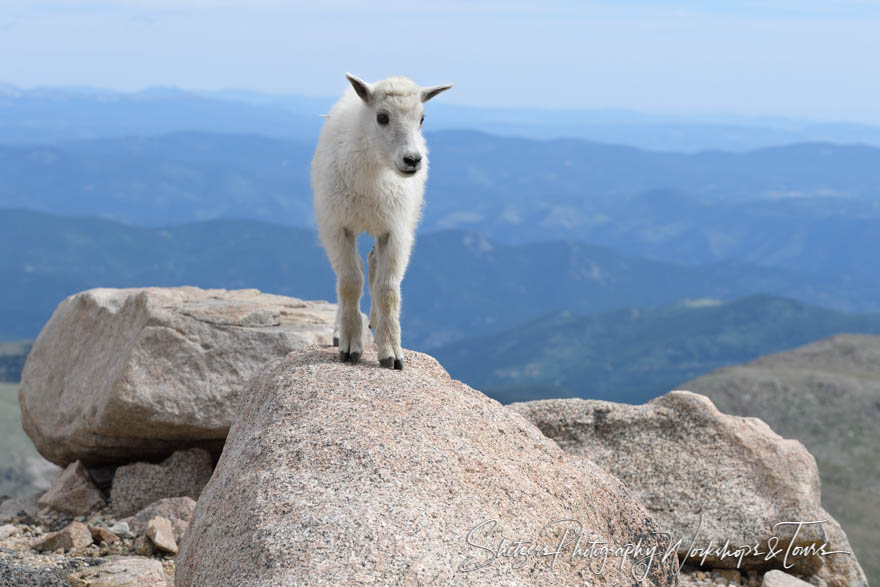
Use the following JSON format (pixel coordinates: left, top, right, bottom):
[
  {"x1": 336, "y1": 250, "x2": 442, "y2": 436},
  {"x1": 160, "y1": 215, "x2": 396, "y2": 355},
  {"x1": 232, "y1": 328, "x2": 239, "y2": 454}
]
[{"x1": 312, "y1": 73, "x2": 453, "y2": 369}]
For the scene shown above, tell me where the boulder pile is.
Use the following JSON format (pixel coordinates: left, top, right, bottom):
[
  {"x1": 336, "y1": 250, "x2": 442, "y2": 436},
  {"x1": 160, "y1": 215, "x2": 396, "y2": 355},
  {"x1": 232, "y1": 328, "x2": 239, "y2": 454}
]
[{"x1": 3, "y1": 287, "x2": 870, "y2": 586}]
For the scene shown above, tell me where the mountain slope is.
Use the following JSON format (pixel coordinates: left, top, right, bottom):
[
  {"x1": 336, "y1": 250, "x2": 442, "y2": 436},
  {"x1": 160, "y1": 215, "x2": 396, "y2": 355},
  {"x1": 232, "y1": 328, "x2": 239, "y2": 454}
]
[
  {"x1": 681, "y1": 335, "x2": 880, "y2": 584},
  {"x1": 432, "y1": 296, "x2": 880, "y2": 404},
  {"x1": 0, "y1": 133, "x2": 315, "y2": 227},
  {"x1": 426, "y1": 131, "x2": 880, "y2": 202}
]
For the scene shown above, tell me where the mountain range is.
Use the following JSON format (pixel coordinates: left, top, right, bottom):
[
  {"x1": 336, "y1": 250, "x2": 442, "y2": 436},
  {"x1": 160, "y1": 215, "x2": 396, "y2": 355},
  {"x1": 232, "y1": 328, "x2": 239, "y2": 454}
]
[
  {"x1": 3, "y1": 209, "x2": 877, "y2": 348},
  {"x1": 1, "y1": 131, "x2": 879, "y2": 288},
  {"x1": 4, "y1": 83, "x2": 880, "y2": 152}
]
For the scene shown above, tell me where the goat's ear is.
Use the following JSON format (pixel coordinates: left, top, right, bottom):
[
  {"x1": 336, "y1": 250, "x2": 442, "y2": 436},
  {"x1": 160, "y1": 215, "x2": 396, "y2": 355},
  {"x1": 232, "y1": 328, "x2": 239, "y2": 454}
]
[
  {"x1": 421, "y1": 83, "x2": 453, "y2": 103},
  {"x1": 345, "y1": 73, "x2": 373, "y2": 103}
]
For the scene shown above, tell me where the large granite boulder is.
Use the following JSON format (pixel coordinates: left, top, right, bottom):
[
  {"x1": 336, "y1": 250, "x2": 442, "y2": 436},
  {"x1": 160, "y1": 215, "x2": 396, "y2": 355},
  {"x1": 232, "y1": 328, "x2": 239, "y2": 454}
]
[
  {"x1": 177, "y1": 346, "x2": 677, "y2": 586},
  {"x1": 18, "y1": 287, "x2": 364, "y2": 466},
  {"x1": 511, "y1": 391, "x2": 867, "y2": 587}
]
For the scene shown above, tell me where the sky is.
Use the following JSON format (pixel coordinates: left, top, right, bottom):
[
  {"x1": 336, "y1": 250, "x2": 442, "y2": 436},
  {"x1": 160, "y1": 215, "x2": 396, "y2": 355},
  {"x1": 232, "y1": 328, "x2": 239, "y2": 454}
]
[{"x1": 2, "y1": 1, "x2": 880, "y2": 122}]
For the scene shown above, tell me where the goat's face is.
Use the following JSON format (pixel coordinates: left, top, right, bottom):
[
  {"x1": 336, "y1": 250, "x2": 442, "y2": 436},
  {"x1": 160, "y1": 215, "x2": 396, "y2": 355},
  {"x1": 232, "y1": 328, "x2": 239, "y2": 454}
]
[
  {"x1": 346, "y1": 74, "x2": 453, "y2": 177},
  {"x1": 371, "y1": 95, "x2": 426, "y2": 177}
]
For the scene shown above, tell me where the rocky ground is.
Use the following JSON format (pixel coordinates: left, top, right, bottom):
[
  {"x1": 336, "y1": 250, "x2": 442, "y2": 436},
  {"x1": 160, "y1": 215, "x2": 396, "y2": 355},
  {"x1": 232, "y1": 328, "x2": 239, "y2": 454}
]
[
  {"x1": 0, "y1": 501, "x2": 178, "y2": 586},
  {"x1": 0, "y1": 445, "x2": 205, "y2": 585},
  {"x1": 0, "y1": 508, "x2": 819, "y2": 587}
]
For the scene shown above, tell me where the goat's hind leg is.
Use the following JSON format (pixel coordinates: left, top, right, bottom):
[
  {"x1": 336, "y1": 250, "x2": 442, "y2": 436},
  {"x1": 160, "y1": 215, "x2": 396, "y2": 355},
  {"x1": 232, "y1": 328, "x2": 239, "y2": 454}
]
[
  {"x1": 327, "y1": 228, "x2": 364, "y2": 364},
  {"x1": 367, "y1": 244, "x2": 378, "y2": 330}
]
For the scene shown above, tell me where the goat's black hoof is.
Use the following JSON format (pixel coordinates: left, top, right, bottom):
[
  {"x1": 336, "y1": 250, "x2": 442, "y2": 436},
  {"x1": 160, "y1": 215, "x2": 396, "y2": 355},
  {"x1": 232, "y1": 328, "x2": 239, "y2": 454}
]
[
  {"x1": 349, "y1": 352, "x2": 361, "y2": 365},
  {"x1": 393, "y1": 358, "x2": 404, "y2": 370},
  {"x1": 333, "y1": 336, "x2": 339, "y2": 347},
  {"x1": 379, "y1": 357, "x2": 394, "y2": 369},
  {"x1": 339, "y1": 350, "x2": 350, "y2": 362}
]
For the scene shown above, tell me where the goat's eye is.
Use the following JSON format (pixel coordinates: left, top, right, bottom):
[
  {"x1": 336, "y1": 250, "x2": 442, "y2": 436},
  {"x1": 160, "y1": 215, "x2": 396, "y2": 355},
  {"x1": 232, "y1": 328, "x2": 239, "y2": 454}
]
[
  {"x1": 377, "y1": 113, "x2": 389, "y2": 125},
  {"x1": 420, "y1": 115, "x2": 425, "y2": 126}
]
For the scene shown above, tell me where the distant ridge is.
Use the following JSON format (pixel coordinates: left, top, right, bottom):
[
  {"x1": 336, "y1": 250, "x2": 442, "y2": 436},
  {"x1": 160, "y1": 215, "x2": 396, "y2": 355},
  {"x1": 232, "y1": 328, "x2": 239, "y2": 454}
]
[
  {"x1": 2, "y1": 209, "x2": 876, "y2": 347},
  {"x1": 4, "y1": 83, "x2": 880, "y2": 150},
  {"x1": 433, "y1": 296, "x2": 880, "y2": 404}
]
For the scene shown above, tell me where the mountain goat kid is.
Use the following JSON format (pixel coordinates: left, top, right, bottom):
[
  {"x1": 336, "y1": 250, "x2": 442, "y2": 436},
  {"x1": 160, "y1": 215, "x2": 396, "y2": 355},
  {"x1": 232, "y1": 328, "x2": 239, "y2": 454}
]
[{"x1": 312, "y1": 73, "x2": 453, "y2": 369}]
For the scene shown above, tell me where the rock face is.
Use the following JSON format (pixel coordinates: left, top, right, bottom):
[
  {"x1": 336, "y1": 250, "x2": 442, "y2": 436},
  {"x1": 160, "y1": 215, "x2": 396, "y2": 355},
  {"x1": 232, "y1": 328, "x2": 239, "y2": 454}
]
[
  {"x1": 177, "y1": 346, "x2": 677, "y2": 586},
  {"x1": 511, "y1": 391, "x2": 867, "y2": 587},
  {"x1": 38, "y1": 460, "x2": 106, "y2": 515},
  {"x1": 110, "y1": 449, "x2": 212, "y2": 518},
  {"x1": 19, "y1": 286, "x2": 354, "y2": 467}
]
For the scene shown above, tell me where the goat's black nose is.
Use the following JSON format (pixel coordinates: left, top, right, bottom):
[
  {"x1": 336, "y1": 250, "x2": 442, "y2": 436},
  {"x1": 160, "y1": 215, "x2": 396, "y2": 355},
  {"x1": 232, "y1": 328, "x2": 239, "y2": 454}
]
[{"x1": 403, "y1": 154, "x2": 422, "y2": 168}]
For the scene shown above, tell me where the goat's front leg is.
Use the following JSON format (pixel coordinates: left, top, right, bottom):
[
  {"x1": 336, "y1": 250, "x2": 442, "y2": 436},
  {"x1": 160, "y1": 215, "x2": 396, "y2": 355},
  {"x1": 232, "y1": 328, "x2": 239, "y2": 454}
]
[
  {"x1": 369, "y1": 232, "x2": 412, "y2": 369},
  {"x1": 328, "y1": 228, "x2": 364, "y2": 364}
]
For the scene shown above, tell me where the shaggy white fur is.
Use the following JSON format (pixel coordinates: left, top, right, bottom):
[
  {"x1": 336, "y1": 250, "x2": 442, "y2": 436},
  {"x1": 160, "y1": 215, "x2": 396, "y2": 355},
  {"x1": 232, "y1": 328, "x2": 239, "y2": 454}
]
[{"x1": 312, "y1": 73, "x2": 453, "y2": 368}]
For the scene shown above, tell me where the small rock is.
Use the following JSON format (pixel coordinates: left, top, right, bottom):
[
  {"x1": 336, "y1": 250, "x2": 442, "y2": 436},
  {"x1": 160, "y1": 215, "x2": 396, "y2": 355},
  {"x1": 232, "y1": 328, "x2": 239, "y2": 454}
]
[
  {"x1": 111, "y1": 449, "x2": 213, "y2": 518},
  {"x1": 108, "y1": 520, "x2": 134, "y2": 539},
  {"x1": 133, "y1": 535, "x2": 155, "y2": 557},
  {"x1": 67, "y1": 555, "x2": 171, "y2": 586},
  {"x1": 0, "y1": 523, "x2": 17, "y2": 540},
  {"x1": 146, "y1": 516, "x2": 178, "y2": 554},
  {"x1": 38, "y1": 460, "x2": 107, "y2": 516},
  {"x1": 716, "y1": 569, "x2": 742, "y2": 584},
  {"x1": 126, "y1": 496, "x2": 197, "y2": 543},
  {"x1": 88, "y1": 524, "x2": 120, "y2": 545},
  {"x1": 32, "y1": 520, "x2": 93, "y2": 553},
  {"x1": 762, "y1": 570, "x2": 814, "y2": 587}
]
